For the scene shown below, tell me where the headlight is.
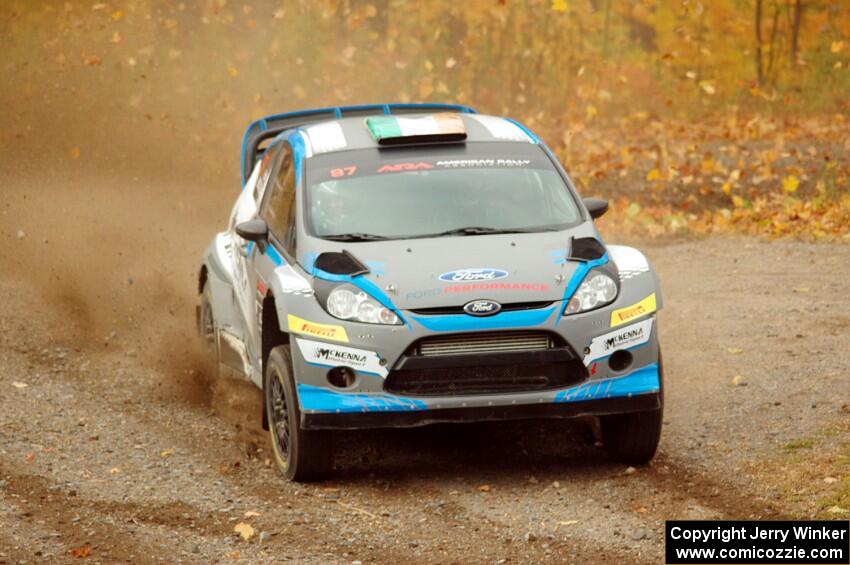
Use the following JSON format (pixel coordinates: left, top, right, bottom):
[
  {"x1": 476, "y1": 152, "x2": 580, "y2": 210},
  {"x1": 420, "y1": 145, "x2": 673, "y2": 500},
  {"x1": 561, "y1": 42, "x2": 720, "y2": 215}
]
[
  {"x1": 326, "y1": 284, "x2": 402, "y2": 325},
  {"x1": 564, "y1": 270, "x2": 618, "y2": 314}
]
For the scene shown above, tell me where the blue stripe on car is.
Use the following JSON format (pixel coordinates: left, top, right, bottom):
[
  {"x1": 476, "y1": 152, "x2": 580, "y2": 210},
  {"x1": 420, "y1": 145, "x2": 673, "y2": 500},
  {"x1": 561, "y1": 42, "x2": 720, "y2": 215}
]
[
  {"x1": 554, "y1": 363, "x2": 660, "y2": 403},
  {"x1": 297, "y1": 383, "x2": 427, "y2": 413}
]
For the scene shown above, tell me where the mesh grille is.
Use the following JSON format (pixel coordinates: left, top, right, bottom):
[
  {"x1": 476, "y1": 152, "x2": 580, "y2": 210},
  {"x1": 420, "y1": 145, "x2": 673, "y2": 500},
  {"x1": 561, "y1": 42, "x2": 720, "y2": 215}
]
[
  {"x1": 384, "y1": 361, "x2": 587, "y2": 396},
  {"x1": 417, "y1": 331, "x2": 553, "y2": 357}
]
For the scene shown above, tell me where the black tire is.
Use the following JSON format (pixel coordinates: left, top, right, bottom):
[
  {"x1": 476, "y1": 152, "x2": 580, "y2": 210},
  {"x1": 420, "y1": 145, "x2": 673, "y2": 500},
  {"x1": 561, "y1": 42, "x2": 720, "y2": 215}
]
[
  {"x1": 199, "y1": 280, "x2": 220, "y2": 378},
  {"x1": 600, "y1": 352, "x2": 664, "y2": 465},
  {"x1": 264, "y1": 345, "x2": 333, "y2": 481}
]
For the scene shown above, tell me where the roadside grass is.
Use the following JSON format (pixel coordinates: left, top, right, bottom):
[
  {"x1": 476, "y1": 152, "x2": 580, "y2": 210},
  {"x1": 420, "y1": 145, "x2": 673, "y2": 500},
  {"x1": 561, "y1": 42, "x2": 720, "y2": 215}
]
[{"x1": 761, "y1": 420, "x2": 850, "y2": 519}]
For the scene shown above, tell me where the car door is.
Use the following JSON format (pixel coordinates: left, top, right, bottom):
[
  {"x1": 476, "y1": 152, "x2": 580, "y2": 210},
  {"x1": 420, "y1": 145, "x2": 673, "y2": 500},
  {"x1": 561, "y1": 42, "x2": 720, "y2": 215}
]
[
  {"x1": 245, "y1": 142, "x2": 298, "y2": 368},
  {"x1": 230, "y1": 143, "x2": 281, "y2": 367}
]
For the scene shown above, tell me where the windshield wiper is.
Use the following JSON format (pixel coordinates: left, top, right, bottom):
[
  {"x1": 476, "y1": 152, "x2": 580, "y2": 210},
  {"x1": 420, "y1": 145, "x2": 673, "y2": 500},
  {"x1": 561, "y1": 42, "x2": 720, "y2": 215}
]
[
  {"x1": 322, "y1": 232, "x2": 389, "y2": 242},
  {"x1": 431, "y1": 226, "x2": 558, "y2": 237}
]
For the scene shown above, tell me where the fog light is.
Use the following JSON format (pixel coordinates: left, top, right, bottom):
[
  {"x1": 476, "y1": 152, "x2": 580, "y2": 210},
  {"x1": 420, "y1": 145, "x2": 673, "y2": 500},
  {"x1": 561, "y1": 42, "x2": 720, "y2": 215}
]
[
  {"x1": 327, "y1": 366, "x2": 356, "y2": 388},
  {"x1": 608, "y1": 350, "x2": 633, "y2": 373}
]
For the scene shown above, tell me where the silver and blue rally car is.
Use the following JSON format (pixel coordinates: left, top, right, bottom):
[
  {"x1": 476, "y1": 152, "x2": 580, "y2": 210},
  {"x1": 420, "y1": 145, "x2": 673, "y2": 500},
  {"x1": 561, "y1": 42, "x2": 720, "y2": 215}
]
[{"x1": 198, "y1": 104, "x2": 664, "y2": 480}]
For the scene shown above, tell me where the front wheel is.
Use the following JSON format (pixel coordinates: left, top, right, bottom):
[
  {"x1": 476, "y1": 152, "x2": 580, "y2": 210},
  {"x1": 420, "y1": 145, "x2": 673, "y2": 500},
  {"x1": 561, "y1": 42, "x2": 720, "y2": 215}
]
[
  {"x1": 600, "y1": 353, "x2": 664, "y2": 465},
  {"x1": 264, "y1": 345, "x2": 333, "y2": 481}
]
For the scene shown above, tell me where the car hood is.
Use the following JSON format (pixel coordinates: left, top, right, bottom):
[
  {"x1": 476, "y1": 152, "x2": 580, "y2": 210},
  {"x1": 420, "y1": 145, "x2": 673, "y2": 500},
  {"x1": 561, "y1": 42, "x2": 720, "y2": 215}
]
[{"x1": 304, "y1": 227, "x2": 602, "y2": 310}]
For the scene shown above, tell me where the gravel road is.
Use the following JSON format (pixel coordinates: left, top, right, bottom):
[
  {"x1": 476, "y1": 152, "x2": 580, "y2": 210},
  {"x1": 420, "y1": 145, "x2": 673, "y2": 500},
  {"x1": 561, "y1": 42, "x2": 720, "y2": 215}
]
[{"x1": 1, "y1": 163, "x2": 848, "y2": 564}]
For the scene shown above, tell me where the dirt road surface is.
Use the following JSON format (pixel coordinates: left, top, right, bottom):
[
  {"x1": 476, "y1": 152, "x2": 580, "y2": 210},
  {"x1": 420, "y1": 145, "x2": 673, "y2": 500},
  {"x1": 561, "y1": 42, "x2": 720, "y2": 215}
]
[{"x1": 1, "y1": 147, "x2": 848, "y2": 564}]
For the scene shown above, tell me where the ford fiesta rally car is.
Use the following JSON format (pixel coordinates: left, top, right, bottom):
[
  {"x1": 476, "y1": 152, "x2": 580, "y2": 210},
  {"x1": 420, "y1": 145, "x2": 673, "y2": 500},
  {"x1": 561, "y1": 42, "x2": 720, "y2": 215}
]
[{"x1": 198, "y1": 104, "x2": 664, "y2": 481}]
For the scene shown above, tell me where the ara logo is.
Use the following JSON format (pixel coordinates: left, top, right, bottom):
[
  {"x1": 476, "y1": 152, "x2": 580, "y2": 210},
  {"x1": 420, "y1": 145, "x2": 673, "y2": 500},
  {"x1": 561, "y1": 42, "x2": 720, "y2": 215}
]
[
  {"x1": 377, "y1": 162, "x2": 434, "y2": 173},
  {"x1": 439, "y1": 268, "x2": 509, "y2": 283},
  {"x1": 463, "y1": 300, "x2": 502, "y2": 317}
]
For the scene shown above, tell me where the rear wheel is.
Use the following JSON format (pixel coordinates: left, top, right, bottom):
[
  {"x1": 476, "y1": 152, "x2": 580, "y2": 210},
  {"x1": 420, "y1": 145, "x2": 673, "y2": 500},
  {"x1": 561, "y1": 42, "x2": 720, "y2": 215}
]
[
  {"x1": 264, "y1": 345, "x2": 332, "y2": 481},
  {"x1": 600, "y1": 352, "x2": 664, "y2": 465}
]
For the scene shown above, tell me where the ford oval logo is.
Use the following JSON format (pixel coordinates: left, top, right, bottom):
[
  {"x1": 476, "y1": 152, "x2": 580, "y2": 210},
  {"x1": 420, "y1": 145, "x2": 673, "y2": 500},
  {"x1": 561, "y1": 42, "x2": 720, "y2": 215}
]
[
  {"x1": 438, "y1": 268, "x2": 509, "y2": 283},
  {"x1": 463, "y1": 300, "x2": 502, "y2": 317}
]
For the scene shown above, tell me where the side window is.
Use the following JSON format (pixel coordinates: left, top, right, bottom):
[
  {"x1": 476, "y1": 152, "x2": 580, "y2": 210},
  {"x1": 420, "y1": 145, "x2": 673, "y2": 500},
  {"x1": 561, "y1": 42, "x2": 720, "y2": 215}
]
[
  {"x1": 253, "y1": 147, "x2": 277, "y2": 203},
  {"x1": 260, "y1": 146, "x2": 297, "y2": 255}
]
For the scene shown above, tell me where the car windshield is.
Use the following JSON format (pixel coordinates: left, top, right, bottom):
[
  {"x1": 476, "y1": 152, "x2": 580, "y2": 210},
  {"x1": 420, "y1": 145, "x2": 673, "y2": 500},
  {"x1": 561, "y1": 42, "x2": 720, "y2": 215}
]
[{"x1": 305, "y1": 143, "x2": 581, "y2": 241}]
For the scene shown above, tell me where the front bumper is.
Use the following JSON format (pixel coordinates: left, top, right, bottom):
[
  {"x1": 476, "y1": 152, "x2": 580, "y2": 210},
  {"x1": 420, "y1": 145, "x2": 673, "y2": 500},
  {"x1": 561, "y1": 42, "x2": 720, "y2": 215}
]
[
  {"x1": 302, "y1": 389, "x2": 661, "y2": 430},
  {"x1": 298, "y1": 361, "x2": 661, "y2": 429}
]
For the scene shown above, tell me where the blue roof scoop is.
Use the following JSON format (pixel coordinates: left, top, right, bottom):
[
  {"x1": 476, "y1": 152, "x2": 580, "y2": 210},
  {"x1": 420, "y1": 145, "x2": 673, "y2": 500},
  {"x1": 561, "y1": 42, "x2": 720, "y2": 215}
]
[{"x1": 240, "y1": 103, "x2": 476, "y2": 185}]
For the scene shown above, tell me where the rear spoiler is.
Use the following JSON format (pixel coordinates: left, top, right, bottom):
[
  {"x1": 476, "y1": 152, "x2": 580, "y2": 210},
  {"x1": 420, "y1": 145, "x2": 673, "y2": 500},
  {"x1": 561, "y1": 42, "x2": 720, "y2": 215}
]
[{"x1": 240, "y1": 103, "x2": 477, "y2": 185}]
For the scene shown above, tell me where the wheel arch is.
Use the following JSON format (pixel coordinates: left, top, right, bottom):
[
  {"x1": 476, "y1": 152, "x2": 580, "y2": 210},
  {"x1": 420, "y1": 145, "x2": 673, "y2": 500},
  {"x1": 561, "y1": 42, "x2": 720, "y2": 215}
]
[{"x1": 261, "y1": 291, "x2": 290, "y2": 430}]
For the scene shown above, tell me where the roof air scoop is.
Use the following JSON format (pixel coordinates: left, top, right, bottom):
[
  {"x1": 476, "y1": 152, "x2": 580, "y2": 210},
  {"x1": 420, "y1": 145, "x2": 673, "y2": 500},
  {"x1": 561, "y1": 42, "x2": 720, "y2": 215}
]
[{"x1": 365, "y1": 113, "x2": 467, "y2": 146}]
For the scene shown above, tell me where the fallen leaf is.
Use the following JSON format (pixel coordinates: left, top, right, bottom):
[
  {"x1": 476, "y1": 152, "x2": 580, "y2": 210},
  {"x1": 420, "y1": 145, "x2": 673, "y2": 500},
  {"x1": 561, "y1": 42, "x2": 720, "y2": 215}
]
[
  {"x1": 244, "y1": 510, "x2": 261, "y2": 518},
  {"x1": 823, "y1": 477, "x2": 838, "y2": 484},
  {"x1": 234, "y1": 522, "x2": 255, "y2": 540},
  {"x1": 227, "y1": 66, "x2": 239, "y2": 77},
  {"x1": 84, "y1": 56, "x2": 101, "y2": 66},
  {"x1": 699, "y1": 80, "x2": 716, "y2": 95},
  {"x1": 827, "y1": 506, "x2": 848, "y2": 514},
  {"x1": 25, "y1": 452, "x2": 35, "y2": 463},
  {"x1": 558, "y1": 520, "x2": 579, "y2": 526},
  {"x1": 478, "y1": 484, "x2": 491, "y2": 492},
  {"x1": 551, "y1": 0, "x2": 567, "y2": 13},
  {"x1": 646, "y1": 168, "x2": 661, "y2": 181},
  {"x1": 160, "y1": 448, "x2": 174, "y2": 457},
  {"x1": 792, "y1": 287, "x2": 810, "y2": 293},
  {"x1": 71, "y1": 543, "x2": 91, "y2": 558},
  {"x1": 726, "y1": 347, "x2": 744, "y2": 354},
  {"x1": 782, "y1": 175, "x2": 800, "y2": 193},
  {"x1": 12, "y1": 381, "x2": 28, "y2": 389},
  {"x1": 109, "y1": 467, "x2": 120, "y2": 474},
  {"x1": 831, "y1": 41, "x2": 845, "y2": 54},
  {"x1": 730, "y1": 375, "x2": 747, "y2": 386},
  {"x1": 111, "y1": 9, "x2": 123, "y2": 21},
  {"x1": 69, "y1": 147, "x2": 81, "y2": 160}
]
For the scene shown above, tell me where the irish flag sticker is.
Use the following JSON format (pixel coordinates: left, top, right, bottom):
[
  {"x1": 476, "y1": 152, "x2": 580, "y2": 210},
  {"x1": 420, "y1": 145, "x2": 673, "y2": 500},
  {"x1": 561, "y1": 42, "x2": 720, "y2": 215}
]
[{"x1": 365, "y1": 113, "x2": 467, "y2": 145}]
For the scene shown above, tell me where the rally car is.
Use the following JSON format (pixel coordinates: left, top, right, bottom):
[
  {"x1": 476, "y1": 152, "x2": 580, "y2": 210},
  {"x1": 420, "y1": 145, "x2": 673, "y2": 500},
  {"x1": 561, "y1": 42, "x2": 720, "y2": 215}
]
[{"x1": 197, "y1": 103, "x2": 664, "y2": 481}]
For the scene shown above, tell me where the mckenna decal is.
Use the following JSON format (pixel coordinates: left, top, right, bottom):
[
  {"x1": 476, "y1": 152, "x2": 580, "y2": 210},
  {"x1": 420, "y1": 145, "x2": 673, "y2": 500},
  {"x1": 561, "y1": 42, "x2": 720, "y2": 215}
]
[
  {"x1": 609, "y1": 293, "x2": 657, "y2": 327},
  {"x1": 583, "y1": 318, "x2": 654, "y2": 365},
  {"x1": 439, "y1": 268, "x2": 509, "y2": 283},
  {"x1": 287, "y1": 314, "x2": 349, "y2": 343},
  {"x1": 295, "y1": 338, "x2": 387, "y2": 378}
]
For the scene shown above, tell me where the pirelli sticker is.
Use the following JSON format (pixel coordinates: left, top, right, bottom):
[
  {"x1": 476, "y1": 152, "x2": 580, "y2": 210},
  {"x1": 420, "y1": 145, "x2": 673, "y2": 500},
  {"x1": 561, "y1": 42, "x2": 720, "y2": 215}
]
[
  {"x1": 287, "y1": 314, "x2": 349, "y2": 343},
  {"x1": 610, "y1": 293, "x2": 657, "y2": 327}
]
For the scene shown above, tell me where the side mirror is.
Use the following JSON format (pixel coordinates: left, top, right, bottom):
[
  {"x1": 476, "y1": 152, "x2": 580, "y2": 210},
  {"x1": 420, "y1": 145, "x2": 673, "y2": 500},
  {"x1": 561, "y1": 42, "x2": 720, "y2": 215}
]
[
  {"x1": 583, "y1": 197, "x2": 609, "y2": 219},
  {"x1": 235, "y1": 218, "x2": 269, "y2": 248}
]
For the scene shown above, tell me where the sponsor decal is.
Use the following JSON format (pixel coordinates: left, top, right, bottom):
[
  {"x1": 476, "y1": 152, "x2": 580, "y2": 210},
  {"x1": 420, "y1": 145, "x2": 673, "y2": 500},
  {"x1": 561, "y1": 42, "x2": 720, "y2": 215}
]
[
  {"x1": 295, "y1": 338, "x2": 387, "y2": 378},
  {"x1": 287, "y1": 314, "x2": 349, "y2": 343},
  {"x1": 439, "y1": 268, "x2": 509, "y2": 283},
  {"x1": 609, "y1": 293, "x2": 657, "y2": 327},
  {"x1": 405, "y1": 287, "x2": 442, "y2": 301},
  {"x1": 583, "y1": 318, "x2": 654, "y2": 365},
  {"x1": 377, "y1": 162, "x2": 434, "y2": 173},
  {"x1": 435, "y1": 158, "x2": 531, "y2": 168},
  {"x1": 463, "y1": 300, "x2": 502, "y2": 317},
  {"x1": 444, "y1": 282, "x2": 548, "y2": 293}
]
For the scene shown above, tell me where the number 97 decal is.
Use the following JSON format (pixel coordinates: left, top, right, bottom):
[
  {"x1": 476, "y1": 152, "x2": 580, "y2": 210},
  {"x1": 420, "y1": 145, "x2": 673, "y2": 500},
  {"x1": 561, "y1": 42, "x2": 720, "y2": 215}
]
[{"x1": 330, "y1": 166, "x2": 357, "y2": 178}]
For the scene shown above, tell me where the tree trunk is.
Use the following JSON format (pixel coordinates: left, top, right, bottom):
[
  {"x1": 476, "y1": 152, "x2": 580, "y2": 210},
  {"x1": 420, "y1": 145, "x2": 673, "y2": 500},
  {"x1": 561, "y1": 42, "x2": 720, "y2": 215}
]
[
  {"x1": 755, "y1": 0, "x2": 764, "y2": 83},
  {"x1": 790, "y1": 0, "x2": 803, "y2": 65}
]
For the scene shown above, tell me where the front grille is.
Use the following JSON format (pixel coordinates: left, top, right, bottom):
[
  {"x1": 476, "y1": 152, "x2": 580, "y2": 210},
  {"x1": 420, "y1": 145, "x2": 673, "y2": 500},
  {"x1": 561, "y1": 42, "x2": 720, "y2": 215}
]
[
  {"x1": 416, "y1": 331, "x2": 555, "y2": 357},
  {"x1": 384, "y1": 361, "x2": 587, "y2": 396},
  {"x1": 410, "y1": 301, "x2": 553, "y2": 316}
]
